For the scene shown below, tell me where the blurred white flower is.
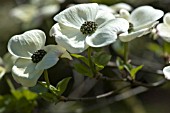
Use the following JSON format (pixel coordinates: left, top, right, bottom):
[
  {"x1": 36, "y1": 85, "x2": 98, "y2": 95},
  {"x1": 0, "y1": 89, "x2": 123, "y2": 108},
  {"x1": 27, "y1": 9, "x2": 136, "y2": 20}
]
[
  {"x1": 10, "y1": 4, "x2": 38, "y2": 23},
  {"x1": 10, "y1": 0, "x2": 60, "y2": 28},
  {"x1": 50, "y1": 3, "x2": 129, "y2": 53},
  {"x1": 99, "y1": 3, "x2": 132, "y2": 14},
  {"x1": 30, "y1": 0, "x2": 65, "y2": 5},
  {"x1": 110, "y1": 2, "x2": 133, "y2": 12},
  {"x1": 99, "y1": 4, "x2": 115, "y2": 13},
  {"x1": 119, "y1": 6, "x2": 164, "y2": 42},
  {"x1": 157, "y1": 13, "x2": 170, "y2": 42},
  {"x1": 8, "y1": 30, "x2": 71, "y2": 87},
  {"x1": 163, "y1": 66, "x2": 170, "y2": 80}
]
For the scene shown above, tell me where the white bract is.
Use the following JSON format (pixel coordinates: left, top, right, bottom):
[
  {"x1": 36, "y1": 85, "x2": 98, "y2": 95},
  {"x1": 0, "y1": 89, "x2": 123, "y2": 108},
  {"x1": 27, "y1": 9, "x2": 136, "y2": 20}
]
[
  {"x1": 119, "y1": 6, "x2": 164, "y2": 42},
  {"x1": 50, "y1": 3, "x2": 129, "y2": 53},
  {"x1": 3, "y1": 52, "x2": 18, "y2": 73},
  {"x1": 157, "y1": 13, "x2": 170, "y2": 42},
  {"x1": 8, "y1": 30, "x2": 71, "y2": 87},
  {"x1": 0, "y1": 66, "x2": 6, "y2": 80},
  {"x1": 0, "y1": 53, "x2": 18, "y2": 80},
  {"x1": 0, "y1": 58, "x2": 6, "y2": 79},
  {"x1": 163, "y1": 66, "x2": 170, "y2": 80}
]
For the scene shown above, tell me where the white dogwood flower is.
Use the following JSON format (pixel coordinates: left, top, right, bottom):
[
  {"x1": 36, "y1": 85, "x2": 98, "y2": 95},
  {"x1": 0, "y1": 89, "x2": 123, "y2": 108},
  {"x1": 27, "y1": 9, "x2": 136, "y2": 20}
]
[
  {"x1": 119, "y1": 6, "x2": 164, "y2": 42},
  {"x1": 50, "y1": 3, "x2": 129, "y2": 53},
  {"x1": 157, "y1": 13, "x2": 170, "y2": 42},
  {"x1": 163, "y1": 66, "x2": 170, "y2": 80},
  {"x1": 8, "y1": 30, "x2": 71, "y2": 87}
]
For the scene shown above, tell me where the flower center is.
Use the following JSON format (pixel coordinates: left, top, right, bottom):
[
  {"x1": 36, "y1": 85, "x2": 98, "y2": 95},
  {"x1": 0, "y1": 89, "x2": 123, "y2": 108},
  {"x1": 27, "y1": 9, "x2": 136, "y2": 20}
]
[
  {"x1": 80, "y1": 21, "x2": 98, "y2": 35},
  {"x1": 31, "y1": 49, "x2": 47, "y2": 63}
]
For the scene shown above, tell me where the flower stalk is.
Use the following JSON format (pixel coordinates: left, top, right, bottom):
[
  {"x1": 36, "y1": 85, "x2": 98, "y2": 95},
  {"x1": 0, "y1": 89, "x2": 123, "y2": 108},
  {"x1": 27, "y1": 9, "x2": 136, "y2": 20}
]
[
  {"x1": 5, "y1": 76, "x2": 15, "y2": 91},
  {"x1": 87, "y1": 47, "x2": 96, "y2": 76},
  {"x1": 44, "y1": 69, "x2": 50, "y2": 87}
]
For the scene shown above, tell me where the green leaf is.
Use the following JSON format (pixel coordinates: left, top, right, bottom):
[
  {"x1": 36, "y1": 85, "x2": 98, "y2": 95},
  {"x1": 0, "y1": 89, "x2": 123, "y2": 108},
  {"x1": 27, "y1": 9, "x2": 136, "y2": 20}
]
[
  {"x1": 49, "y1": 85, "x2": 58, "y2": 95},
  {"x1": 147, "y1": 43, "x2": 163, "y2": 55},
  {"x1": 163, "y1": 42, "x2": 170, "y2": 54},
  {"x1": 130, "y1": 65, "x2": 143, "y2": 79},
  {"x1": 123, "y1": 64, "x2": 131, "y2": 73},
  {"x1": 73, "y1": 63, "x2": 93, "y2": 77},
  {"x1": 11, "y1": 90, "x2": 23, "y2": 100},
  {"x1": 1, "y1": 89, "x2": 37, "y2": 113},
  {"x1": 93, "y1": 52, "x2": 111, "y2": 67},
  {"x1": 38, "y1": 81, "x2": 59, "y2": 96},
  {"x1": 71, "y1": 54, "x2": 89, "y2": 66},
  {"x1": 95, "y1": 63, "x2": 104, "y2": 71},
  {"x1": 22, "y1": 89, "x2": 38, "y2": 100},
  {"x1": 56, "y1": 77, "x2": 71, "y2": 96},
  {"x1": 11, "y1": 88, "x2": 38, "y2": 100},
  {"x1": 39, "y1": 92, "x2": 59, "y2": 103}
]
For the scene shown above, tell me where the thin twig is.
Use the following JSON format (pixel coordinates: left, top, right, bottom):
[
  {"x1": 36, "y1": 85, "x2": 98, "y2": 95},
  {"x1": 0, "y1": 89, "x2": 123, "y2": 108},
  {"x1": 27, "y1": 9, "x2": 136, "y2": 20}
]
[
  {"x1": 83, "y1": 86, "x2": 148, "y2": 112},
  {"x1": 133, "y1": 78, "x2": 167, "y2": 88},
  {"x1": 97, "y1": 74, "x2": 126, "y2": 82},
  {"x1": 60, "y1": 84, "x2": 131, "y2": 102}
]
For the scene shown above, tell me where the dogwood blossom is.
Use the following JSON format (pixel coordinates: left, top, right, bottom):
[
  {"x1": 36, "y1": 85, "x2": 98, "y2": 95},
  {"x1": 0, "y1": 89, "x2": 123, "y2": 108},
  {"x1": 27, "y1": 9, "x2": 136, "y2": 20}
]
[
  {"x1": 119, "y1": 6, "x2": 164, "y2": 42},
  {"x1": 50, "y1": 3, "x2": 129, "y2": 53},
  {"x1": 157, "y1": 13, "x2": 170, "y2": 42},
  {"x1": 8, "y1": 30, "x2": 71, "y2": 87}
]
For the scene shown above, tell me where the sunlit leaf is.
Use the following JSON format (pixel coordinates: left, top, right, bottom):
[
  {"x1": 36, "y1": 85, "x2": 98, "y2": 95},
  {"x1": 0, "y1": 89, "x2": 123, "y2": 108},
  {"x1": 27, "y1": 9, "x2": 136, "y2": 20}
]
[
  {"x1": 130, "y1": 65, "x2": 143, "y2": 79},
  {"x1": 71, "y1": 54, "x2": 89, "y2": 66},
  {"x1": 22, "y1": 89, "x2": 38, "y2": 100},
  {"x1": 56, "y1": 77, "x2": 71, "y2": 95}
]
